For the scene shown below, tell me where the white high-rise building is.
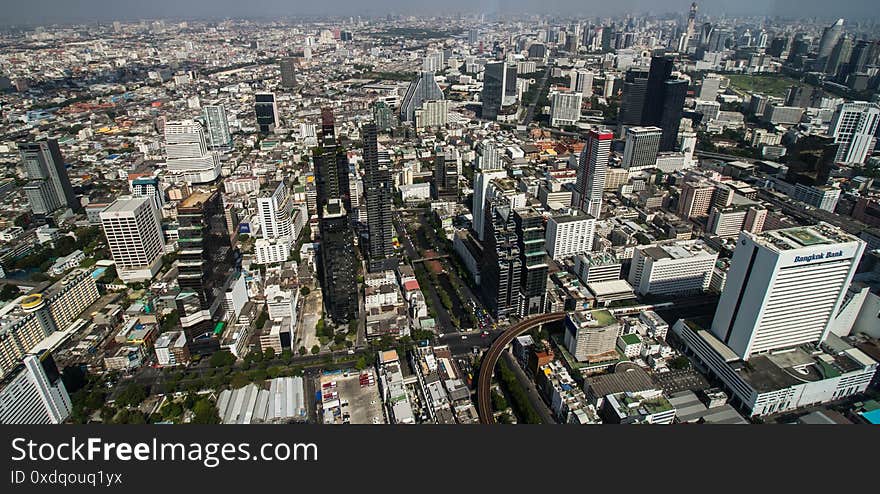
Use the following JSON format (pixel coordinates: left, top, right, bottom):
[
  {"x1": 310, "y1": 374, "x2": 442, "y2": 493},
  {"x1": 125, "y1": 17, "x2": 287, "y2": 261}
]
[
  {"x1": 569, "y1": 69, "x2": 594, "y2": 97},
  {"x1": 622, "y1": 126, "x2": 662, "y2": 171},
  {"x1": 576, "y1": 129, "x2": 612, "y2": 218},
  {"x1": 550, "y1": 91, "x2": 583, "y2": 127},
  {"x1": 414, "y1": 100, "x2": 448, "y2": 129},
  {"x1": 710, "y1": 224, "x2": 865, "y2": 360},
  {"x1": 829, "y1": 101, "x2": 880, "y2": 164},
  {"x1": 0, "y1": 354, "x2": 71, "y2": 424},
  {"x1": 100, "y1": 196, "x2": 166, "y2": 283},
  {"x1": 473, "y1": 170, "x2": 509, "y2": 242},
  {"x1": 628, "y1": 240, "x2": 718, "y2": 297},
  {"x1": 477, "y1": 140, "x2": 504, "y2": 171},
  {"x1": 258, "y1": 181, "x2": 294, "y2": 241},
  {"x1": 164, "y1": 120, "x2": 221, "y2": 183},
  {"x1": 545, "y1": 212, "x2": 596, "y2": 261}
]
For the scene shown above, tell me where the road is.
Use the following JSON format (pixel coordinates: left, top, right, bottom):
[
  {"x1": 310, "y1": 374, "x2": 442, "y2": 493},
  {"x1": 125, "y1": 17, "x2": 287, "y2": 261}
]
[
  {"x1": 501, "y1": 350, "x2": 556, "y2": 424},
  {"x1": 520, "y1": 64, "x2": 551, "y2": 127},
  {"x1": 393, "y1": 210, "x2": 456, "y2": 335},
  {"x1": 477, "y1": 312, "x2": 566, "y2": 424}
]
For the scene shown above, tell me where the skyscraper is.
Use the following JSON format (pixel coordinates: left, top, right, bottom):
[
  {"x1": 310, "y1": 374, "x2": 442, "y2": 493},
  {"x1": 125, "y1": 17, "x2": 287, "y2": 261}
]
[
  {"x1": 618, "y1": 68, "x2": 649, "y2": 126},
  {"x1": 100, "y1": 196, "x2": 166, "y2": 283},
  {"x1": 164, "y1": 120, "x2": 221, "y2": 183},
  {"x1": 710, "y1": 224, "x2": 865, "y2": 360},
  {"x1": 399, "y1": 72, "x2": 444, "y2": 124},
  {"x1": 175, "y1": 188, "x2": 235, "y2": 338},
  {"x1": 314, "y1": 108, "x2": 351, "y2": 215},
  {"x1": 640, "y1": 56, "x2": 686, "y2": 151},
  {"x1": 255, "y1": 92, "x2": 279, "y2": 133},
  {"x1": 514, "y1": 208, "x2": 548, "y2": 316},
  {"x1": 433, "y1": 151, "x2": 459, "y2": 201},
  {"x1": 576, "y1": 129, "x2": 612, "y2": 218},
  {"x1": 0, "y1": 354, "x2": 71, "y2": 424},
  {"x1": 481, "y1": 61, "x2": 516, "y2": 120},
  {"x1": 481, "y1": 197, "x2": 521, "y2": 319},
  {"x1": 815, "y1": 18, "x2": 845, "y2": 72},
  {"x1": 362, "y1": 124, "x2": 395, "y2": 272},
  {"x1": 257, "y1": 182, "x2": 295, "y2": 241},
  {"x1": 319, "y1": 199, "x2": 359, "y2": 325},
  {"x1": 829, "y1": 101, "x2": 880, "y2": 164},
  {"x1": 202, "y1": 105, "x2": 233, "y2": 151},
  {"x1": 279, "y1": 57, "x2": 297, "y2": 88},
  {"x1": 19, "y1": 140, "x2": 79, "y2": 215}
]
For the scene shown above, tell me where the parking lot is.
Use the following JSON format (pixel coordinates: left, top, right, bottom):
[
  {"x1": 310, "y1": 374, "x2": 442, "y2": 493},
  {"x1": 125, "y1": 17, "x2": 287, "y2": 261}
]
[{"x1": 317, "y1": 369, "x2": 385, "y2": 424}]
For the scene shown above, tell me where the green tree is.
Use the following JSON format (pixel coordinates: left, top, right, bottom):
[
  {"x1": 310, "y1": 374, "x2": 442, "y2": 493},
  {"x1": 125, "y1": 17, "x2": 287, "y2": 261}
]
[
  {"x1": 264, "y1": 347, "x2": 276, "y2": 361},
  {"x1": 191, "y1": 398, "x2": 220, "y2": 424},
  {"x1": 298, "y1": 346, "x2": 307, "y2": 356},
  {"x1": 115, "y1": 384, "x2": 147, "y2": 408},
  {"x1": 0, "y1": 284, "x2": 20, "y2": 301},
  {"x1": 209, "y1": 350, "x2": 236, "y2": 367},
  {"x1": 310, "y1": 345, "x2": 320, "y2": 355},
  {"x1": 300, "y1": 286, "x2": 310, "y2": 296}
]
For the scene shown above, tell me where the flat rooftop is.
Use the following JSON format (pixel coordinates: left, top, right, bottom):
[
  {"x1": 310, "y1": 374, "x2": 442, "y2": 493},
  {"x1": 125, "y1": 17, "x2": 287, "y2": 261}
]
[
  {"x1": 756, "y1": 223, "x2": 858, "y2": 252},
  {"x1": 179, "y1": 190, "x2": 214, "y2": 208}
]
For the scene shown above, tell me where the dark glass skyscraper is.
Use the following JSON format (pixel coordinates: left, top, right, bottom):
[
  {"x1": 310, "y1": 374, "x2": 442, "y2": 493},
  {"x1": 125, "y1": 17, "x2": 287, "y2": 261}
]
[
  {"x1": 362, "y1": 123, "x2": 395, "y2": 272},
  {"x1": 319, "y1": 199, "x2": 358, "y2": 324},
  {"x1": 279, "y1": 57, "x2": 296, "y2": 89},
  {"x1": 175, "y1": 188, "x2": 235, "y2": 340},
  {"x1": 619, "y1": 68, "x2": 649, "y2": 126},
  {"x1": 481, "y1": 62, "x2": 516, "y2": 120},
  {"x1": 514, "y1": 208, "x2": 548, "y2": 317},
  {"x1": 19, "y1": 139, "x2": 79, "y2": 214},
  {"x1": 481, "y1": 197, "x2": 521, "y2": 319},
  {"x1": 314, "y1": 108, "x2": 350, "y2": 215},
  {"x1": 639, "y1": 56, "x2": 687, "y2": 152}
]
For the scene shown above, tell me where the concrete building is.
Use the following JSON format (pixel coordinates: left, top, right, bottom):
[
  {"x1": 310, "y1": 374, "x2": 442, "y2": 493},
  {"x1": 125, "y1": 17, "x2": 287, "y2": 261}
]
[
  {"x1": 545, "y1": 211, "x2": 596, "y2": 261},
  {"x1": 622, "y1": 126, "x2": 661, "y2": 171},
  {"x1": 0, "y1": 354, "x2": 70, "y2": 424},
  {"x1": 563, "y1": 309, "x2": 620, "y2": 363},
  {"x1": 828, "y1": 101, "x2": 880, "y2": 164},
  {"x1": 576, "y1": 129, "x2": 613, "y2": 218},
  {"x1": 550, "y1": 91, "x2": 582, "y2": 127},
  {"x1": 628, "y1": 240, "x2": 718, "y2": 297},
  {"x1": 100, "y1": 196, "x2": 166, "y2": 283},
  {"x1": 710, "y1": 224, "x2": 865, "y2": 359}
]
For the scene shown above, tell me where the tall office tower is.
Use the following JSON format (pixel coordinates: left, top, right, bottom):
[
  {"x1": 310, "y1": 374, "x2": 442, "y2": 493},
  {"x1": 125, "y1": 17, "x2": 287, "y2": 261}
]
[
  {"x1": 815, "y1": 18, "x2": 845, "y2": 72},
  {"x1": 575, "y1": 129, "x2": 612, "y2": 218},
  {"x1": 433, "y1": 152, "x2": 458, "y2": 201},
  {"x1": 618, "y1": 68, "x2": 649, "y2": 125},
  {"x1": 422, "y1": 50, "x2": 444, "y2": 72},
  {"x1": 279, "y1": 57, "x2": 297, "y2": 88},
  {"x1": 622, "y1": 126, "x2": 662, "y2": 171},
  {"x1": 468, "y1": 29, "x2": 479, "y2": 45},
  {"x1": 255, "y1": 92, "x2": 279, "y2": 133},
  {"x1": 373, "y1": 101, "x2": 395, "y2": 132},
  {"x1": 164, "y1": 120, "x2": 221, "y2": 183},
  {"x1": 677, "y1": 180, "x2": 716, "y2": 219},
  {"x1": 481, "y1": 61, "x2": 516, "y2": 120},
  {"x1": 19, "y1": 140, "x2": 79, "y2": 215},
  {"x1": 399, "y1": 71, "x2": 444, "y2": 124},
  {"x1": 481, "y1": 197, "x2": 522, "y2": 319},
  {"x1": 658, "y1": 79, "x2": 688, "y2": 151},
  {"x1": 549, "y1": 91, "x2": 583, "y2": 127},
  {"x1": 642, "y1": 56, "x2": 674, "y2": 125},
  {"x1": 361, "y1": 124, "x2": 395, "y2": 272},
  {"x1": 826, "y1": 36, "x2": 853, "y2": 76},
  {"x1": 257, "y1": 182, "x2": 294, "y2": 241},
  {"x1": 829, "y1": 101, "x2": 880, "y2": 164},
  {"x1": 685, "y1": 2, "x2": 698, "y2": 48},
  {"x1": 699, "y1": 73, "x2": 722, "y2": 101},
  {"x1": 569, "y1": 69, "x2": 593, "y2": 97},
  {"x1": 640, "y1": 56, "x2": 687, "y2": 151},
  {"x1": 100, "y1": 196, "x2": 166, "y2": 283},
  {"x1": 514, "y1": 208, "x2": 549, "y2": 317},
  {"x1": 0, "y1": 354, "x2": 70, "y2": 424},
  {"x1": 202, "y1": 105, "x2": 233, "y2": 151},
  {"x1": 843, "y1": 40, "x2": 880, "y2": 78},
  {"x1": 473, "y1": 170, "x2": 508, "y2": 241},
  {"x1": 710, "y1": 224, "x2": 865, "y2": 360},
  {"x1": 175, "y1": 189, "x2": 235, "y2": 338},
  {"x1": 319, "y1": 199, "x2": 358, "y2": 325}
]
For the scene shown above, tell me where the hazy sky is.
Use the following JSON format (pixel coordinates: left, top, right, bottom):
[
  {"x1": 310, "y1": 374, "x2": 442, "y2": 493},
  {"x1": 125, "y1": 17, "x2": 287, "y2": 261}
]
[{"x1": 1, "y1": 0, "x2": 877, "y2": 25}]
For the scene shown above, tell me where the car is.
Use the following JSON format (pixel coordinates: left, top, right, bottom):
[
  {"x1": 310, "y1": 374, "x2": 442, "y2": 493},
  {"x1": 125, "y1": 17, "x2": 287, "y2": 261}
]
[{"x1": 461, "y1": 335, "x2": 467, "y2": 340}]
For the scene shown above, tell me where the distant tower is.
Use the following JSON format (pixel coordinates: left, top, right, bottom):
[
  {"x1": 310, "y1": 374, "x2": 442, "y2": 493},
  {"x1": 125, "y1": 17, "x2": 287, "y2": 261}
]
[{"x1": 279, "y1": 57, "x2": 296, "y2": 89}]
